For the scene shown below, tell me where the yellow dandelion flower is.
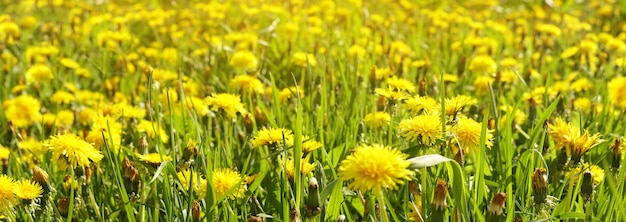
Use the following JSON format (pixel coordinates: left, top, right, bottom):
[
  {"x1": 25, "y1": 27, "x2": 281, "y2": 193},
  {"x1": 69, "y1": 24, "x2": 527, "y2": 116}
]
[
  {"x1": 46, "y1": 134, "x2": 103, "y2": 169},
  {"x1": 55, "y1": 110, "x2": 75, "y2": 126},
  {"x1": 348, "y1": 44, "x2": 366, "y2": 59},
  {"x1": 204, "y1": 93, "x2": 247, "y2": 119},
  {"x1": 404, "y1": 96, "x2": 440, "y2": 114},
  {"x1": 608, "y1": 76, "x2": 626, "y2": 109},
  {"x1": 14, "y1": 179, "x2": 43, "y2": 201},
  {"x1": 375, "y1": 87, "x2": 410, "y2": 101},
  {"x1": 229, "y1": 75, "x2": 264, "y2": 94},
  {"x1": 338, "y1": 144, "x2": 414, "y2": 192},
  {"x1": 499, "y1": 70, "x2": 518, "y2": 83},
  {"x1": 213, "y1": 168, "x2": 246, "y2": 200},
  {"x1": 138, "y1": 153, "x2": 173, "y2": 166},
  {"x1": 565, "y1": 163, "x2": 604, "y2": 186},
  {"x1": 0, "y1": 175, "x2": 17, "y2": 211},
  {"x1": 569, "y1": 131, "x2": 603, "y2": 161},
  {"x1": 229, "y1": 51, "x2": 258, "y2": 70},
  {"x1": 85, "y1": 115, "x2": 123, "y2": 151},
  {"x1": 547, "y1": 117, "x2": 577, "y2": 150},
  {"x1": 363, "y1": 111, "x2": 391, "y2": 128},
  {"x1": 570, "y1": 78, "x2": 591, "y2": 92},
  {"x1": 137, "y1": 120, "x2": 169, "y2": 144},
  {"x1": 282, "y1": 155, "x2": 317, "y2": 180},
  {"x1": 111, "y1": 103, "x2": 146, "y2": 120},
  {"x1": 25, "y1": 64, "x2": 54, "y2": 83},
  {"x1": 49, "y1": 91, "x2": 75, "y2": 105},
  {"x1": 469, "y1": 55, "x2": 497, "y2": 74},
  {"x1": 292, "y1": 52, "x2": 317, "y2": 67},
  {"x1": 451, "y1": 116, "x2": 494, "y2": 152},
  {"x1": 278, "y1": 87, "x2": 305, "y2": 103},
  {"x1": 2, "y1": 95, "x2": 42, "y2": 128},
  {"x1": 560, "y1": 46, "x2": 579, "y2": 59},
  {"x1": 398, "y1": 114, "x2": 443, "y2": 145},
  {"x1": 251, "y1": 128, "x2": 293, "y2": 148},
  {"x1": 286, "y1": 136, "x2": 323, "y2": 154},
  {"x1": 444, "y1": 95, "x2": 477, "y2": 116},
  {"x1": 386, "y1": 76, "x2": 416, "y2": 93},
  {"x1": 176, "y1": 170, "x2": 207, "y2": 199},
  {"x1": 373, "y1": 66, "x2": 394, "y2": 80},
  {"x1": 574, "y1": 97, "x2": 591, "y2": 113},
  {"x1": 579, "y1": 39, "x2": 597, "y2": 54},
  {"x1": 59, "y1": 58, "x2": 81, "y2": 69}
]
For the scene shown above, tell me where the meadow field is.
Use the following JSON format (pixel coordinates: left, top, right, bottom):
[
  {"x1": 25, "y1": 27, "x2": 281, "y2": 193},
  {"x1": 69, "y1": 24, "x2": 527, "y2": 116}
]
[{"x1": 1, "y1": 0, "x2": 625, "y2": 221}]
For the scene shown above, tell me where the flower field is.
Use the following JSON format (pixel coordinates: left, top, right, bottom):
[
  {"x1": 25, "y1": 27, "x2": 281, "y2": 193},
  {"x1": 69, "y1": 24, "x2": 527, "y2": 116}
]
[{"x1": 1, "y1": 0, "x2": 626, "y2": 221}]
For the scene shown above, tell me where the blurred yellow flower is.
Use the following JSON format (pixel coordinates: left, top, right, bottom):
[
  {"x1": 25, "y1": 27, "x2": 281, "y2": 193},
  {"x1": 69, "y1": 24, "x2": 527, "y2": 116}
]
[
  {"x1": 25, "y1": 64, "x2": 54, "y2": 83},
  {"x1": 251, "y1": 128, "x2": 293, "y2": 148},
  {"x1": 363, "y1": 111, "x2": 391, "y2": 128},
  {"x1": 469, "y1": 55, "x2": 497, "y2": 74},
  {"x1": 204, "y1": 93, "x2": 247, "y2": 119},
  {"x1": 137, "y1": 120, "x2": 169, "y2": 144},
  {"x1": 451, "y1": 116, "x2": 494, "y2": 152},
  {"x1": 229, "y1": 51, "x2": 258, "y2": 70},
  {"x1": 608, "y1": 76, "x2": 626, "y2": 109},
  {"x1": 0, "y1": 175, "x2": 17, "y2": 212},
  {"x1": 292, "y1": 52, "x2": 317, "y2": 67},
  {"x1": 229, "y1": 75, "x2": 264, "y2": 94},
  {"x1": 2, "y1": 95, "x2": 42, "y2": 128}
]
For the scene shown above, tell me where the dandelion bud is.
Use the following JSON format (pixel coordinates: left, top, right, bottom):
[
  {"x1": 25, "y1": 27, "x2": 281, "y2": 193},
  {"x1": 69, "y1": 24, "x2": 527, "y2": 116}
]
[
  {"x1": 305, "y1": 177, "x2": 321, "y2": 217},
  {"x1": 337, "y1": 215, "x2": 346, "y2": 222},
  {"x1": 32, "y1": 166, "x2": 50, "y2": 193},
  {"x1": 419, "y1": 77, "x2": 427, "y2": 96},
  {"x1": 611, "y1": 138, "x2": 622, "y2": 169},
  {"x1": 581, "y1": 170, "x2": 594, "y2": 202},
  {"x1": 556, "y1": 150, "x2": 568, "y2": 171},
  {"x1": 122, "y1": 158, "x2": 140, "y2": 195},
  {"x1": 138, "y1": 135, "x2": 149, "y2": 151},
  {"x1": 58, "y1": 197, "x2": 70, "y2": 217},
  {"x1": 454, "y1": 148, "x2": 465, "y2": 167},
  {"x1": 408, "y1": 181, "x2": 419, "y2": 196},
  {"x1": 191, "y1": 200, "x2": 201, "y2": 222},
  {"x1": 532, "y1": 168, "x2": 548, "y2": 204},
  {"x1": 488, "y1": 192, "x2": 506, "y2": 215},
  {"x1": 431, "y1": 179, "x2": 447, "y2": 221},
  {"x1": 247, "y1": 216, "x2": 263, "y2": 222},
  {"x1": 182, "y1": 139, "x2": 199, "y2": 162}
]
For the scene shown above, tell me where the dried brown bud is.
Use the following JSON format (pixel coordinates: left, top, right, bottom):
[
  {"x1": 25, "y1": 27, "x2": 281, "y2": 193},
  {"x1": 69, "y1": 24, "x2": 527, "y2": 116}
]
[
  {"x1": 58, "y1": 197, "x2": 70, "y2": 217},
  {"x1": 487, "y1": 193, "x2": 507, "y2": 216},
  {"x1": 432, "y1": 179, "x2": 447, "y2": 210},
  {"x1": 191, "y1": 200, "x2": 201, "y2": 222},
  {"x1": 532, "y1": 168, "x2": 548, "y2": 204}
]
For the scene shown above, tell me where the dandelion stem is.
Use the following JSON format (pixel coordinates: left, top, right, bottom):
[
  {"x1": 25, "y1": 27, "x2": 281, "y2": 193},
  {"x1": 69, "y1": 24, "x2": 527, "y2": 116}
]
[{"x1": 376, "y1": 189, "x2": 389, "y2": 222}]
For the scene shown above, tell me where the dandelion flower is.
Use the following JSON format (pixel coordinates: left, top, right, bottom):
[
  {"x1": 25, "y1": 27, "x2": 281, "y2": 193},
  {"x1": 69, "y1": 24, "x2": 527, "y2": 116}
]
[
  {"x1": 375, "y1": 87, "x2": 410, "y2": 101},
  {"x1": 608, "y1": 76, "x2": 626, "y2": 109},
  {"x1": 363, "y1": 111, "x2": 391, "y2": 128},
  {"x1": 229, "y1": 51, "x2": 258, "y2": 70},
  {"x1": 213, "y1": 168, "x2": 246, "y2": 200},
  {"x1": 205, "y1": 93, "x2": 247, "y2": 119},
  {"x1": 85, "y1": 115, "x2": 123, "y2": 151},
  {"x1": 444, "y1": 95, "x2": 477, "y2": 116},
  {"x1": 251, "y1": 128, "x2": 293, "y2": 148},
  {"x1": 0, "y1": 175, "x2": 17, "y2": 212},
  {"x1": 469, "y1": 55, "x2": 497, "y2": 74},
  {"x1": 286, "y1": 136, "x2": 322, "y2": 154},
  {"x1": 229, "y1": 75, "x2": 264, "y2": 94},
  {"x1": 565, "y1": 163, "x2": 605, "y2": 186},
  {"x1": 138, "y1": 153, "x2": 173, "y2": 166},
  {"x1": 25, "y1": 64, "x2": 54, "y2": 83},
  {"x1": 398, "y1": 114, "x2": 443, "y2": 145},
  {"x1": 176, "y1": 170, "x2": 207, "y2": 199},
  {"x1": 2, "y1": 95, "x2": 41, "y2": 128},
  {"x1": 386, "y1": 76, "x2": 416, "y2": 93},
  {"x1": 278, "y1": 87, "x2": 305, "y2": 103},
  {"x1": 282, "y1": 155, "x2": 317, "y2": 180},
  {"x1": 47, "y1": 134, "x2": 104, "y2": 169},
  {"x1": 49, "y1": 91, "x2": 75, "y2": 105},
  {"x1": 292, "y1": 52, "x2": 317, "y2": 67},
  {"x1": 338, "y1": 144, "x2": 414, "y2": 192},
  {"x1": 450, "y1": 116, "x2": 494, "y2": 152},
  {"x1": 137, "y1": 120, "x2": 169, "y2": 144},
  {"x1": 14, "y1": 179, "x2": 43, "y2": 201},
  {"x1": 404, "y1": 96, "x2": 440, "y2": 114}
]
